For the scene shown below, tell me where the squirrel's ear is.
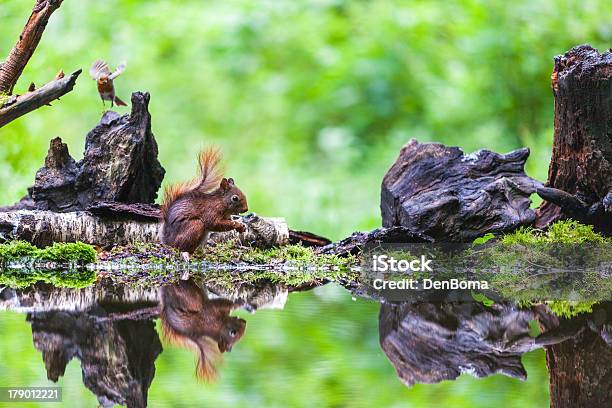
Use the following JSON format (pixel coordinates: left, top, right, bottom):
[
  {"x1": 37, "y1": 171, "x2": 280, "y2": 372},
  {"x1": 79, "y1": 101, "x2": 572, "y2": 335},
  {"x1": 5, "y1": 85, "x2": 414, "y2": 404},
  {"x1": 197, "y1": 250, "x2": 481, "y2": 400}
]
[
  {"x1": 220, "y1": 178, "x2": 229, "y2": 190},
  {"x1": 227, "y1": 178, "x2": 235, "y2": 185}
]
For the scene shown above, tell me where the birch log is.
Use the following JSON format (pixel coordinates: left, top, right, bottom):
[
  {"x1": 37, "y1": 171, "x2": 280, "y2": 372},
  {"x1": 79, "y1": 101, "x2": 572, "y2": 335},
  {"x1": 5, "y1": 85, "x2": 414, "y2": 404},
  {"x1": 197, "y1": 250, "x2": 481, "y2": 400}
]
[{"x1": 0, "y1": 210, "x2": 288, "y2": 248}]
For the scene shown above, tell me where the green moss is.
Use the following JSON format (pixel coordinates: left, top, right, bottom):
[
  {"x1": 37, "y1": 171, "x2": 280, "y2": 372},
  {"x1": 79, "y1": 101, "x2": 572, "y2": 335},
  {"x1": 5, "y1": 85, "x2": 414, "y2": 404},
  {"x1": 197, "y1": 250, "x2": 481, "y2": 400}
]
[
  {"x1": 199, "y1": 264, "x2": 360, "y2": 291},
  {"x1": 546, "y1": 300, "x2": 596, "y2": 319},
  {"x1": 500, "y1": 220, "x2": 609, "y2": 245},
  {"x1": 471, "y1": 220, "x2": 611, "y2": 304},
  {"x1": 500, "y1": 226, "x2": 540, "y2": 245},
  {"x1": 0, "y1": 241, "x2": 97, "y2": 264},
  {"x1": 471, "y1": 291, "x2": 494, "y2": 307},
  {"x1": 545, "y1": 220, "x2": 607, "y2": 244},
  {"x1": 36, "y1": 242, "x2": 97, "y2": 264},
  {"x1": 0, "y1": 241, "x2": 39, "y2": 262},
  {"x1": 0, "y1": 92, "x2": 10, "y2": 106},
  {"x1": 0, "y1": 267, "x2": 96, "y2": 289},
  {"x1": 191, "y1": 240, "x2": 356, "y2": 269}
]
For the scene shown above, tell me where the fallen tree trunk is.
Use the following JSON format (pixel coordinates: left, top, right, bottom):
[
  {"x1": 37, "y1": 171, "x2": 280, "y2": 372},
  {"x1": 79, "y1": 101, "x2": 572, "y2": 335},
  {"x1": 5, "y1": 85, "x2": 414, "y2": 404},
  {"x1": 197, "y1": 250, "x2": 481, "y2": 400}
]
[
  {"x1": 536, "y1": 45, "x2": 612, "y2": 235},
  {"x1": 0, "y1": 210, "x2": 289, "y2": 248},
  {"x1": 0, "y1": 280, "x2": 293, "y2": 315}
]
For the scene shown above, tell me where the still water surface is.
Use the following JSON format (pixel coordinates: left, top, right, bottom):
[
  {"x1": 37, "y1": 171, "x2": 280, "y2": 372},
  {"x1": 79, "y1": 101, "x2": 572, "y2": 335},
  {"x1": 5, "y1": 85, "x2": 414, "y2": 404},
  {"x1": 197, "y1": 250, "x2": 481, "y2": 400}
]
[{"x1": 0, "y1": 280, "x2": 551, "y2": 408}]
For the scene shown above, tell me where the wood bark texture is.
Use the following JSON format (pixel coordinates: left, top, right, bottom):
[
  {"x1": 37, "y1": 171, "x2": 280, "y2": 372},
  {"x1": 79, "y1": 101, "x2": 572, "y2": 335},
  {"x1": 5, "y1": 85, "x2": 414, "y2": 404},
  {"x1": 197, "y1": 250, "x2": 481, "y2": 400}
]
[
  {"x1": 379, "y1": 301, "x2": 549, "y2": 386},
  {"x1": 29, "y1": 309, "x2": 161, "y2": 408},
  {"x1": 536, "y1": 45, "x2": 612, "y2": 234},
  {"x1": 0, "y1": 0, "x2": 64, "y2": 94},
  {"x1": 380, "y1": 139, "x2": 538, "y2": 242},
  {"x1": 545, "y1": 303, "x2": 612, "y2": 408},
  {"x1": 2, "y1": 92, "x2": 166, "y2": 212},
  {"x1": 0, "y1": 210, "x2": 288, "y2": 248},
  {"x1": 0, "y1": 69, "x2": 81, "y2": 128}
]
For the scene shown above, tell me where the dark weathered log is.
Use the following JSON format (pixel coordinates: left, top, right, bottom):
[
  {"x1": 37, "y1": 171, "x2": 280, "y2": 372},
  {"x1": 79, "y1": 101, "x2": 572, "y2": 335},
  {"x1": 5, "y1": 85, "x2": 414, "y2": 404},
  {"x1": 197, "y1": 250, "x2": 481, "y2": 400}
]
[
  {"x1": 29, "y1": 309, "x2": 162, "y2": 408},
  {"x1": 2, "y1": 92, "x2": 165, "y2": 212},
  {"x1": 0, "y1": 0, "x2": 64, "y2": 94},
  {"x1": 536, "y1": 45, "x2": 612, "y2": 234},
  {"x1": 87, "y1": 201, "x2": 161, "y2": 222},
  {"x1": 0, "y1": 209, "x2": 288, "y2": 248},
  {"x1": 381, "y1": 139, "x2": 539, "y2": 242},
  {"x1": 378, "y1": 300, "x2": 606, "y2": 388},
  {"x1": 288, "y1": 230, "x2": 331, "y2": 247},
  {"x1": 22, "y1": 92, "x2": 165, "y2": 211},
  {"x1": 0, "y1": 69, "x2": 81, "y2": 128},
  {"x1": 78, "y1": 92, "x2": 165, "y2": 206},
  {"x1": 318, "y1": 226, "x2": 433, "y2": 256}
]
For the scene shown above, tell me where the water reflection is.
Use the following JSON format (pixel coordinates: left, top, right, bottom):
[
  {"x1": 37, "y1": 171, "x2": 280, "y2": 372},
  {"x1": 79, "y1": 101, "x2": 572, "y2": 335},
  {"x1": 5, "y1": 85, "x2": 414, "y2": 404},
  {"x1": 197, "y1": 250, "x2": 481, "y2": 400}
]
[
  {"x1": 0, "y1": 277, "x2": 294, "y2": 407},
  {"x1": 160, "y1": 279, "x2": 246, "y2": 380},
  {"x1": 0, "y1": 278, "x2": 609, "y2": 407},
  {"x1": 379, "y1": 300, "x2": 543, "y2": 385},
  {"x1": 28, "y1": 307, "x2": 161, "y2": 408}
]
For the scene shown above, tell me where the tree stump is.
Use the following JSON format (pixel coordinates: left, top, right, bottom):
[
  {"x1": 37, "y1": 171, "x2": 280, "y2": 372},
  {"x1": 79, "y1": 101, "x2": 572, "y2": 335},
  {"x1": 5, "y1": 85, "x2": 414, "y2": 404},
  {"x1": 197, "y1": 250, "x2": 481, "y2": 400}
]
[
  {"x1": 3, "y1": 92, "x2": 165, "y2": 212},
  {"x1": 545, "y1": 303, "x2": 611, "y2": 408},
  {"x1": 536, "y1": 45, "x2": 612, "y2": 234},
  {"x1": 533, "y1": 44, "x2": 612, "y2": 408}
]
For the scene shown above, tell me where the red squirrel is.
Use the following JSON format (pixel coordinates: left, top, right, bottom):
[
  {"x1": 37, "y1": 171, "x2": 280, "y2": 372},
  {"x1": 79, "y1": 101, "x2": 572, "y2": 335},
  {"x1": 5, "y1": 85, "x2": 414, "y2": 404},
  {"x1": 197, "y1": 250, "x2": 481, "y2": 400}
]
[
  {"x1": 160, "y1": 279, "x2": 246, "y2": 381},
  {"x1": 160, "y1": 147, "x2": 248, "y2": 255}
]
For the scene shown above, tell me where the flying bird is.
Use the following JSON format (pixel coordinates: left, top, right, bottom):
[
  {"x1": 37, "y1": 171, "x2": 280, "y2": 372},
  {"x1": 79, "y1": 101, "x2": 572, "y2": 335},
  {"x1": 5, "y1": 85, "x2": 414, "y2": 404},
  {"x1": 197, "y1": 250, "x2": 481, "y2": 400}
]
[{"x1": 89, "y1": 59, "x2": 127, "y2": 107}]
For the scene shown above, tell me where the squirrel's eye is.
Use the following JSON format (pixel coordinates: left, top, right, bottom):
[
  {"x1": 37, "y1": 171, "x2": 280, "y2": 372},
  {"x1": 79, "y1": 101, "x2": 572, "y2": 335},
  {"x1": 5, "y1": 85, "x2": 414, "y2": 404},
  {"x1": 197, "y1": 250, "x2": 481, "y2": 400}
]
[
  {"x1": 231, "y1": 195, "x2": 239, "y2": 202},
  {"x1": 229, "y1": 329, "x2": 237, "y2": 337}
]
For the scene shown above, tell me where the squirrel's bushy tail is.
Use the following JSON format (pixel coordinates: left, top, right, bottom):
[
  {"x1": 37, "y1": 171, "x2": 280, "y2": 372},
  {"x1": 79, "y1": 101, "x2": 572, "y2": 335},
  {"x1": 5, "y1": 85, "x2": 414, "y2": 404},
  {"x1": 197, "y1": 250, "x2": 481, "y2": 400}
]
[
  {"x1": 160, "y1": 315, "x2": 222, "y2": 382},
  {"x1": 161, "y1": 146, "x2": 224, "y2": 218}
]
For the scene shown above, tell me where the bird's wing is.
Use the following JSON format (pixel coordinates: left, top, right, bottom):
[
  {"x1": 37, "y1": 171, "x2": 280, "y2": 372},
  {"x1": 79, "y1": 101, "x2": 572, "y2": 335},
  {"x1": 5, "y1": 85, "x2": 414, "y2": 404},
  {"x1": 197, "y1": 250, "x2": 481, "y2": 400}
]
[
  {"x1": 89, "y1": 59, "x2": 111, "y2": 80},
  {"x1": 109, "y1": 61, "x2": 127, "y2": 80}
]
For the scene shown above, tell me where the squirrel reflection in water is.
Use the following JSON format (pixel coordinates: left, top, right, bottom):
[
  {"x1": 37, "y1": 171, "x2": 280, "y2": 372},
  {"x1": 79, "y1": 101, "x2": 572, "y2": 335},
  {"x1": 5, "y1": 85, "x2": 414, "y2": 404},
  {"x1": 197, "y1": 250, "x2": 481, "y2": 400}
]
[{"x1": 160, "y1": 279, "x2": 246, "y2": 381}]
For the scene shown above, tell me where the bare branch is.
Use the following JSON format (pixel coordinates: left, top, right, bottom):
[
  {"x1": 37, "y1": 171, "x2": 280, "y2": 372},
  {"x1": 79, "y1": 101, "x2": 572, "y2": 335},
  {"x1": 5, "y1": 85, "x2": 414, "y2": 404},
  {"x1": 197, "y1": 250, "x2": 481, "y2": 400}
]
[
  {"x1": 536, "y1": 186, "x2": 588, "y2": 216},
  {"x1": 0, "y1": 0, "x2": 64, "y2": 94},
  {"x1": 0, "y1": 69, "x2": 81, "y2": 128}
]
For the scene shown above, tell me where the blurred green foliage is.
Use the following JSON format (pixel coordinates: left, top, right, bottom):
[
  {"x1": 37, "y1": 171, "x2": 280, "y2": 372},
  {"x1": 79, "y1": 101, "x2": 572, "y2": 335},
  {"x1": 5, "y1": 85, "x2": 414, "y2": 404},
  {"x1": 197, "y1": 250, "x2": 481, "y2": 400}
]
[{"x1": 0, "y1": 0, "x2": 610, "y2": 241}]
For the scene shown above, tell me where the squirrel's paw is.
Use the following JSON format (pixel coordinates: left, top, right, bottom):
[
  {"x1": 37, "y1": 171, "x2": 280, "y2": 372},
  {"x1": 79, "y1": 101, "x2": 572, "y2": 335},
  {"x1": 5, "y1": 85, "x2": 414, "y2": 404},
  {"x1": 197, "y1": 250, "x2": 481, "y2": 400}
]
[{"x1": 234, "y1": 221, "x2": 247, "y2": 233}]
